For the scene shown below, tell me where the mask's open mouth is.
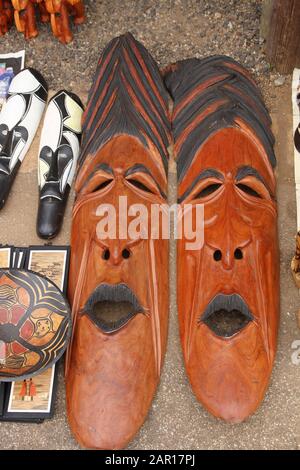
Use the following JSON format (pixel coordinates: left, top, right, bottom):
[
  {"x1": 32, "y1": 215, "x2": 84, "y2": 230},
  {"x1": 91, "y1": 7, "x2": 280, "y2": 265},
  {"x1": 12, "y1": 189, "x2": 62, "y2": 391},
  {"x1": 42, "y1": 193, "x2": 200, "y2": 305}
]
[
  {"x1": 200, "y1": 294, "x2": 253, "y2": 337},
  {"x1": 83, "y1": 283, "x2": 144, "y2": 333}
]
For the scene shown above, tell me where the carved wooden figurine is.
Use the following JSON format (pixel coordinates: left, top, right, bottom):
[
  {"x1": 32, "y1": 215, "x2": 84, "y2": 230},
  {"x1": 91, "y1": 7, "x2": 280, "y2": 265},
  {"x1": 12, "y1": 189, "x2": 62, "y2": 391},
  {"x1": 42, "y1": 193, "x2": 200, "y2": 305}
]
[
  {"x1": 165, "y1": 56, "x2": 279, "y2": 422},
  {"x1": 65, "y1": 33, "x2": 170, "y2": 449},
  {"x1": 45, "y1": 0, "x2": 85, "y2": 44},
  {"x1": 291, "y1": 231, "x2": 300, "y2": 288},
  {"x1": 33, "y1": 0, "x2": 50, "y2": 23},
  {"x1": 5, "y1": 0, "x2": 84, "y2": 41},
  {"x1": 0, "y1": 0, "x2": 13, "y2": 36},
  {"x1": 11, "y1": 0, "x2": 39, "y2": 39}
]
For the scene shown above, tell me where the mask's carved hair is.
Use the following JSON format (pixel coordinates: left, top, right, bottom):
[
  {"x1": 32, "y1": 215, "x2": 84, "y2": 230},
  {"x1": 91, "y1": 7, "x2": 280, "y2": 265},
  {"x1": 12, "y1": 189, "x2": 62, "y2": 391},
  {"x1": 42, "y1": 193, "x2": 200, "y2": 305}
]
[
  {"x1": 164, "y1": 56, "x2": 276, "y2": 182},
  {"x1": 79, "y1": 32, "x2": 171, "y2": 174}
]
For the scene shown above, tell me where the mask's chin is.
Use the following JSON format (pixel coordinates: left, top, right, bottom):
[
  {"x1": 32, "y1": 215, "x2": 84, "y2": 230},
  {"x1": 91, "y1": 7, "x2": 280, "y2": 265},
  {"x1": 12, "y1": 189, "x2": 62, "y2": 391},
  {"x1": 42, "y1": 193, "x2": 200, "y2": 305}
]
[
  {"x1": 200, "y1": 293, "x2": 254, "y2": 338},
  {"x1": 83, "y1": 283, "x2": 144, "y2": 333}
]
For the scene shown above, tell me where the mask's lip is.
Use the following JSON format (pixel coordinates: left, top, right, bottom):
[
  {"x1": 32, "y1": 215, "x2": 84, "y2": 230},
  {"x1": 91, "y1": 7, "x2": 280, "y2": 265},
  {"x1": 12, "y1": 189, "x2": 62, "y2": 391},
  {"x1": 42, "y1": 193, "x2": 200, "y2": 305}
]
[
  {"x1": 82, "y1": 283, "x2": 144, "y2": 334},
  {"x1": 200, "y1": 293, "x2": 254, "y2": 338}
]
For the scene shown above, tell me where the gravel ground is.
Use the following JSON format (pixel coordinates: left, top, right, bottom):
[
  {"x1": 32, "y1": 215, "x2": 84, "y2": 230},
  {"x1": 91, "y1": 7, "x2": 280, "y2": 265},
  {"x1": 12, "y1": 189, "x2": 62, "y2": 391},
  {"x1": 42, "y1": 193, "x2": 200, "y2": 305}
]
[
  {"x1": 0, "y1": 0, "x2": 299, "y2": 451},
  {"x1": 0, "y1": 0, "x2": 285, "y2": 105}
]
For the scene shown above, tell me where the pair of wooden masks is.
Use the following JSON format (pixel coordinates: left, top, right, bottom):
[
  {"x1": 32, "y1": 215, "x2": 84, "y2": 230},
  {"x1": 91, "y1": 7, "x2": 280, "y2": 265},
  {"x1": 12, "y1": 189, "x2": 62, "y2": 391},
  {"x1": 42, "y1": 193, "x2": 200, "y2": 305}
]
[{"x1": 66, "y1": 34, "x2": 279, "y2": 449}]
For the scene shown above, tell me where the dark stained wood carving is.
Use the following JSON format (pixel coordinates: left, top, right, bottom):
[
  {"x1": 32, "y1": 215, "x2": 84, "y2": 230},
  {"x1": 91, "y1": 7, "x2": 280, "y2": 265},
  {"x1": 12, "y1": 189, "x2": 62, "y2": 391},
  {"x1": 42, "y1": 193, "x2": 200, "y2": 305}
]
[
  {"x1": 165, "y1": 56, "x2": 279, "y2": 423},
  {"x1": 66, "y1": 33, "x2": 170, "y2": 449}
]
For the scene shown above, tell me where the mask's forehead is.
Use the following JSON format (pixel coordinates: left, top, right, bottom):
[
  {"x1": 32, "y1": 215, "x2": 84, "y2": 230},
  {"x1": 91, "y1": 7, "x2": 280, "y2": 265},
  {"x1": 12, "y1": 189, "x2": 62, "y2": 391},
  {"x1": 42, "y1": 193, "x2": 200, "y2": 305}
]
[
  {"x1": 75, "y1": 134, "x2": 167, "y2": 193},
  {"x1": 76, "y1": 33, "x2": 170, "y2": 196},
  {"x1": 179, "y1": 127, "x2": 276, "y2": 198}
]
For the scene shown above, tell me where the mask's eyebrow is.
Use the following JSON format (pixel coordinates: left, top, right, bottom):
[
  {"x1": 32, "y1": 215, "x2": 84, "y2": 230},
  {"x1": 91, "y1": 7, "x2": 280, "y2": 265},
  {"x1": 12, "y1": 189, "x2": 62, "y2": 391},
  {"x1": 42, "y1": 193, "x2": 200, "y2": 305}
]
[
  {"x1": 125, "y1": 164, "x2": 166, "y2": 198},
  {"x1": 85, "y1": 162, "x2": 114, "y2": 180},
  {"x1": 236, "y1": 165, "x2": 271, "y2": 192},
  {"x1": 80, "y1": 163, "x2": 114, "y2": 192},
  {"x1": 178, "y1": 168, "x2": 224, "y2": 203},
  {"x1": 94, "y1": 163, "x2": 114, "y2": 175}
]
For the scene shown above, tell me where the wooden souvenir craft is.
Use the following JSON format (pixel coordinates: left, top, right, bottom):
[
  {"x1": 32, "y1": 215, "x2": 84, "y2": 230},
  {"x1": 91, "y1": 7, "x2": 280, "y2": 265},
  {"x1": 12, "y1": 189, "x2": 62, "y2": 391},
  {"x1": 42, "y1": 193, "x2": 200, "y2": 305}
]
[
  {"x1": 37, "y1": 90, "x2": 84, "y2": 239},
  {"x1": 2, "y1": 0, "x2": 84, "y2": 42},
  {"x1": 0, "y1": 68, "x2": 48, "y2": 209},
  {"x1": 165, "y1": 56, "x2": 279, "y2": 422},
  {"x1": 11, "y1": 0, "x2": 39, "y2": 39},
  {"x1": 66, "y1": 33, "x2": 170, "y2": 449},
  {"x1": 0, "y1": 269, "x2": 71, "y2": 381},
  {"x1": 0, "y1": 0, "x2": 13, "y2": 36},
  {"x1": 45, "y1": 0, "x2": 85, "y2": 44}
]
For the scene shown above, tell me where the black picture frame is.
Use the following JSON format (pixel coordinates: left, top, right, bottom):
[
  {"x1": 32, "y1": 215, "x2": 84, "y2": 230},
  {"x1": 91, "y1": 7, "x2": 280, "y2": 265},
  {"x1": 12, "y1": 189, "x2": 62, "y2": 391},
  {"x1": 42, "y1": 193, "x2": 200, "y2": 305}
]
[
  {"x1": 0, "y1": 244, "x2": 70, "y2": 422},
  {"x1": 0, "y1": 382, "x2": 5, "y2": 417},
  {"x1": 25, "y1": 245, "x2": 70, "y2": 293},
  {"x1": 12, "y1": 246, "x2": 28, "y2": 269},
  {"x1": 1, "y1": 365, "x2": 59, "y2": 422},
  {"x1": 0, "y1": 245, "x2": 14, "y2": 268}
]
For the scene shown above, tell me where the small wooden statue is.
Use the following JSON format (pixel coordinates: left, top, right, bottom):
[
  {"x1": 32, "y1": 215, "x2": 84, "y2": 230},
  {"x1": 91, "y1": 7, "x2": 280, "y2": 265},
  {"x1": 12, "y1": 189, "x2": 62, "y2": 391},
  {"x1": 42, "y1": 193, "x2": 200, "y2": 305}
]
[
  {"x1": 1, "y1": 0, "x2": 84, "y2": 42},
  {"x1": 12, "y1": 0, "x2": 39, "y2": 39},
  {"x1": 291, "y1": 231, "x2": 300, "y2": 288},
  {"x1": 291, "y1": 232, "x2": 300, "y2": 329},
  {"x1": 45, "y1": 0, "x2": 85, "y2": 44},
  {"x1": 0, "y1": 0, "x2": 13, "y2": 36}
]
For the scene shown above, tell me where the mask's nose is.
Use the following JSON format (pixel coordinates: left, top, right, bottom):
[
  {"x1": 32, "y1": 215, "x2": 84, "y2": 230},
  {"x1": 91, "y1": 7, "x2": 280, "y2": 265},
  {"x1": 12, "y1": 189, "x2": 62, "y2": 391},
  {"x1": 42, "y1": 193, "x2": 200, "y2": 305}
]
[
  {"x1": 99, "y1": 239, "x2": 133, "y2": 266},
  {"x1": 212, "y1": 245, "x2": 244, "y2": 270}
]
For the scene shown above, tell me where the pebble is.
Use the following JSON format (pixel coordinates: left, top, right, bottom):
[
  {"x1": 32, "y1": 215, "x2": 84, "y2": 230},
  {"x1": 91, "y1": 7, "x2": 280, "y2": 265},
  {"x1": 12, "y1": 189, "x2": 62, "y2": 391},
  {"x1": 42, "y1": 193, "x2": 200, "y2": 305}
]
[{"x1": 274, "y1": 76, "x2": 286, "y2": 86}]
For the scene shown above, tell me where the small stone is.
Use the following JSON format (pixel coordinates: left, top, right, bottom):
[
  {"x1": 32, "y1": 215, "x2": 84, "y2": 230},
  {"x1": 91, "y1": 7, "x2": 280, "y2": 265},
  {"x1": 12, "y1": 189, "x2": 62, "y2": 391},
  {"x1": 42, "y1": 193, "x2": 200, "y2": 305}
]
[
  {"x1": 228, "y1": 21, "x2": 233, "y2": 30},
  {"x1": 274, "y1": 76, "x2": 286, "y2": 86},
  {"x1": 214, "y1": 12, "x2": 222, "y2": 19}
]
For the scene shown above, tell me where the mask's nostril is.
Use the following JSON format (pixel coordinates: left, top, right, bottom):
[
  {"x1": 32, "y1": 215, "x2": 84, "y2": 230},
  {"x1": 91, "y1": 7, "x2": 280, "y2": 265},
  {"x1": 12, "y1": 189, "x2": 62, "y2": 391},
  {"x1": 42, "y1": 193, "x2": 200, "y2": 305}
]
[
  {"x1": 213, "y1": 250, "x2": 222, "y2": 261},
  {"x1": 122, "y1": 248, "x2": 130, "y2": 259},
  {"x1": 234, "y1": 248, "x2": 243, "y2": 260},
  {"x1": 102, "y1": 249, "x2": 110, "y2": 260}
]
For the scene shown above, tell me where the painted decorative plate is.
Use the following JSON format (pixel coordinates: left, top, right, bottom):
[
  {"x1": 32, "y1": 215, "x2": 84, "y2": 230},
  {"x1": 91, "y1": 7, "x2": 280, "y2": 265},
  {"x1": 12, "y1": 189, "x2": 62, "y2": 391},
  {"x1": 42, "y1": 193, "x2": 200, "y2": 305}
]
[{"x1": 0, "y1": 269, "x2": 71, "y2": 381}]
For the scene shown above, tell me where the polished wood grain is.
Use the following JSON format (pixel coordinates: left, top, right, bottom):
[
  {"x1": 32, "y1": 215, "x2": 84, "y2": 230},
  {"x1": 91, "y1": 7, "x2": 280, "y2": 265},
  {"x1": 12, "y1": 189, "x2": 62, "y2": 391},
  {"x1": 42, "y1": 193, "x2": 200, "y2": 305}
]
[
  {"x1": 166, "y1": 56, "x2": 279, "y2": 422},
  {"x1": 66, "y1": 33, "x2": 170, "y2": 449}
]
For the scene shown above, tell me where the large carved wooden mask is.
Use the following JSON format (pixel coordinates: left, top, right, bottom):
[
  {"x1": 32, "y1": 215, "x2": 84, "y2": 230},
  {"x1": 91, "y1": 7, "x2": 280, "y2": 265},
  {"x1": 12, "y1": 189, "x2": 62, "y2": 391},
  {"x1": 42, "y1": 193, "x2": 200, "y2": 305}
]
[
  {"x1": 165, "y1": 57, "x2": 279, "y2": 423},
  {"x1": 66, "y1": 33, "x2": 170, "y2": 449}
]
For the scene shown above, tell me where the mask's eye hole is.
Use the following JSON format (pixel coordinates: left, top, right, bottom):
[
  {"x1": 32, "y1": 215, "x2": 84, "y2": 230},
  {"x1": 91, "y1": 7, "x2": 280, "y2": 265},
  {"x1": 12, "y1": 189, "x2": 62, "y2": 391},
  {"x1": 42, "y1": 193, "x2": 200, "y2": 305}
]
[
  {"x1": 92, "y1": 179, "x2": 113, "y2": 193},
  {"x1": 127, "y1": 179, "x2": 154, "y2": 194},
  {"x1": 14, "y1": 131, "x2": 22, "y2": 138},
  {"x1": 80, "y1": 171, "x2": 114, "y2": 196},
  {"x1": 236, "y1": 183, "x2": 262, "y2": 199},
  {"x1": 1, "y1": 129, "x2": 8, "y2": 136},
  {"x1": 195, "y1": 183, "x2": 222, "y2": 199}
]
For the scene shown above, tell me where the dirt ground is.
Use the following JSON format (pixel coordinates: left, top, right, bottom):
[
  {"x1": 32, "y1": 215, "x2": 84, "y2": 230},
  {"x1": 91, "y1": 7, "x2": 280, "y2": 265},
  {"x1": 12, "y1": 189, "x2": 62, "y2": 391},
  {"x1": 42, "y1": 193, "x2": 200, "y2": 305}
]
[{"x1": 0, "y1": 0, "x2": 300, "y2": 450}]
